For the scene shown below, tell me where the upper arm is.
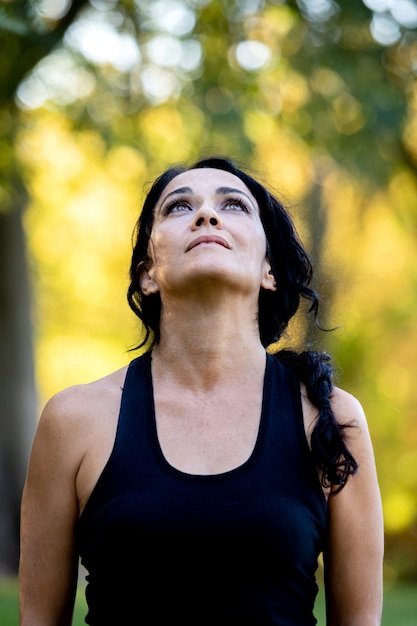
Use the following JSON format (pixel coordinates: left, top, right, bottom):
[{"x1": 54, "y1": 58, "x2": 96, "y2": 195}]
[
  {"x1": 19, "y1": 390, "x2": 84, "y2": 626},
  {"x1": 324, "y1": 388, "x2": 384, "y2": 626}
]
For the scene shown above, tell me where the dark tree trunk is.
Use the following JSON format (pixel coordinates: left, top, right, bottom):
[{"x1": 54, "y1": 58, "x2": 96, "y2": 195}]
[{"x1": 0, "y1": 198, "x2": 37, "y2": 574}]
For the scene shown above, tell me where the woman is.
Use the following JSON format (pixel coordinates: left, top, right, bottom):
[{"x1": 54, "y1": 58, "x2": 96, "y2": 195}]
[{"x1": 19, "y1": 157, "x2": 383, "y2": 625}]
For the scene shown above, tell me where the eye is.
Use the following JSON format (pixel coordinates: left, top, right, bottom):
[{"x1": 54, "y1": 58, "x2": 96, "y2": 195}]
[
  {"x1": 223, "y1": 197, "x2": 250, "y2": 213},
  {"x1": 164, "y1": 199, "x2": 193, "y2": 214}
]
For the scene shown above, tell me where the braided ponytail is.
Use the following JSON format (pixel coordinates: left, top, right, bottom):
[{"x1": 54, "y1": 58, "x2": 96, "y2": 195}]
[{"x1": 276, "y1": 350, "x2": 358, "y2": 492}]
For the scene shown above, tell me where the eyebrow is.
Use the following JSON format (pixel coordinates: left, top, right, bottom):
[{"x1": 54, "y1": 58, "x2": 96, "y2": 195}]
[
  {"x1": 215, "y1": 187, "x2": 256, "y2": 209},
  {"x1": 161, "y1": 187, "x2": 193, "y2": 204},
  {"x1": 160, "y1": 185, "x2": 256, "y2": 209}
]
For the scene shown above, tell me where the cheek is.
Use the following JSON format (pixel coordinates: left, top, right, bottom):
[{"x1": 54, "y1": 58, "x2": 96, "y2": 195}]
[
  {"x1": 238, "y1": 229, "x2": 268, "y2": 261},
  {"x1": 148, "y1": 228, "x2": 164, "y2": 260},
  {"x1": 148, "y1": 229, "x2": 176, "y2": 268}
]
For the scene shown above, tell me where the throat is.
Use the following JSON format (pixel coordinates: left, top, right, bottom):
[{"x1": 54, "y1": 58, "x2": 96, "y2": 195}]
[
  {"x1": 151, "y1": 341, "x2": 267, "y2": 393},
  {"x1": 157, "y1": 296, "x2": 262, "y2": 360}
]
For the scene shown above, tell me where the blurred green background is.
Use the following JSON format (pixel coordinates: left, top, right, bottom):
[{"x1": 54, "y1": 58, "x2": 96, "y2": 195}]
[{"x1": 1, "y1": 0, "x2": 417, "y2": 621}]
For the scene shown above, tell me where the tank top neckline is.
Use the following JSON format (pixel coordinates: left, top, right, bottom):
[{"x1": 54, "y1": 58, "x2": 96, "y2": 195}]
[{"x1": 145, "y1": 350, "x2": 273, "y2": 483}]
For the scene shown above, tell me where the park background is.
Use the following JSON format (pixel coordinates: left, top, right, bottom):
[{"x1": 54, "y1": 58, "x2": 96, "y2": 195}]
[{"x1": 1, "y1": 0, "x2": 417, "y2": 622}]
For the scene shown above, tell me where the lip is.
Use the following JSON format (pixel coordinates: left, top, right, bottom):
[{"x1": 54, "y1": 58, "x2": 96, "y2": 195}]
[{"x1": 186, "y1": 235, "x2": 231, "y2": 252}]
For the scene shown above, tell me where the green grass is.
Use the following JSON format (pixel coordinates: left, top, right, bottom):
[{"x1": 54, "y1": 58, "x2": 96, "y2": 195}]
[
  {"x1": 3, "y1": 577, "x2": 416, "y2": 624},
  {"x1": 0, "y1": 578, "x2": 87, "y2": 626},
  {"x1": 314, "y1": 582, "x2": 417, "y2": 625}
]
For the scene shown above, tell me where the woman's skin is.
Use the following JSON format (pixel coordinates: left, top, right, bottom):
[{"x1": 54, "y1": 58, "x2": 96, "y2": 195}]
[{"x1": 19, "y1": 168, "x2": 384, "y2": 626}]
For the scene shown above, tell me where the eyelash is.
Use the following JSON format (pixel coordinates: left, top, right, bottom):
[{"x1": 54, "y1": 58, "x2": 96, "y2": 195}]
[
  {"x1": 223, "y1": 197, "x2": 250, "y2": 213},
  {"x1": 164, "y1": 197, "x2": 250, "y2": 215},
  {"x1": 164, "y1": 199, "x2": 192, "y2": 214}
]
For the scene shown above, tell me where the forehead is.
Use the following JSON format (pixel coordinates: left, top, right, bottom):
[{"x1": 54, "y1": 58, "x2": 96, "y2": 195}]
[{"x1": 159, "y1": 168, "x2": 257, "y2": 204}]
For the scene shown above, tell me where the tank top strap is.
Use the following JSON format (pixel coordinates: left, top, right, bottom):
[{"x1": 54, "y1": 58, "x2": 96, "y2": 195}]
[
  {"x1": 113, "y1": 351, "x2": 153, "y2": 456},
  {"x1": 263, "y1": 351, "x2": 305, "y2": 445},
  {"x1": 264, "y1": 352, "x2": 326, "y2": 507},
  {"x1": 78, "y1": 352, "x2": 153, "y2": 522}
]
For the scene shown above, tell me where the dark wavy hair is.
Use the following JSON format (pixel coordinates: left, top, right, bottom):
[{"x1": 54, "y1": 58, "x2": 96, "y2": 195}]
[
  {"x1": 127, "y1": 156, "x2": 318, "y2": 349},
  {"x1": 127, "y1": 156, "x2": 358, "y2": 490}
]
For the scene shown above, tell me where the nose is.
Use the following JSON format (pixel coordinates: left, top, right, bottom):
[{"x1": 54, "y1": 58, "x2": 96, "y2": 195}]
[{"x1": 191, "y1": 205, "x2": 223, "y2": 230}]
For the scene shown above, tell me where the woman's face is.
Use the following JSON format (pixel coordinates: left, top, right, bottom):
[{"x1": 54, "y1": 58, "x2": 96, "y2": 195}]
[{"x1": 140, "y1": 168, "x2": 276, "y2": 298}]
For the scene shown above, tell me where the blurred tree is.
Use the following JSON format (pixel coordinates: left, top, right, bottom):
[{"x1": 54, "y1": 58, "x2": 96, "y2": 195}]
[
  {"x1": 2, "y1": 0, "x2": 417, "y2": 578},
  {"x1": 0, "y1": 0, "x2": 89, "y2": 573}
]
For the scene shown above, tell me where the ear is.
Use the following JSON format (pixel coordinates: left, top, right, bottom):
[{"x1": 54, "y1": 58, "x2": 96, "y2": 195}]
[
  {"x1": 139, "y1": 263, "x2": 160, "y2": 296},
  {"x1": 261, "y1": 259, "x2": 277, "y2": 292}
]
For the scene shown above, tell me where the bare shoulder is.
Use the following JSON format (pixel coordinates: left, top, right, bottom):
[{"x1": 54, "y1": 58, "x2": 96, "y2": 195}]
[
  {"x1": 329, "y1": 386, "x2": 375, "y2": 456},
  {"x1": 27, "y1": 365, "x2": 129, "y2": 514},
  {"x1": 33, "y1": 366, "x2": 128, "y2": 476},
  {"x1": 40, "y1": 366, "x2": 128, "y2": 430},
  {"x1": 301, "y1": 382, "x2": 368, "y2": 433},
  {"x1": 329, "y1": 385, "x2": 366, "y2": 425}
]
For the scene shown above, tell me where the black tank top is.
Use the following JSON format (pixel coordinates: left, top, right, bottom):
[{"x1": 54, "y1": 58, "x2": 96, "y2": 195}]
[{"x1": 77, "y1": 351, "x2": 327, "y2": 625}]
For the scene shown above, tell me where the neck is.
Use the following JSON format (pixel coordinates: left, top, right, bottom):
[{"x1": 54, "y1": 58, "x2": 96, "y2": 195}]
[{"x1": 151, "y1": 293, "x2": 267, "y2": 390}]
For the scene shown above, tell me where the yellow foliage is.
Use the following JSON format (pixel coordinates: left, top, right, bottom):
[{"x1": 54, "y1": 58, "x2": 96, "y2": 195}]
[
  {"x1": 36, "y1": 334, "x2": 136, "y2": 404},
  {"x1": 322, "y1": 178, "x2": 416, "y2": 330},
  {"x1": 389, "y1": 168, "x2": 417, "y2": 223},
  {"x1": 138, "y1": 104, "x2": 205, "y2": 167},
  {"x1": 246, "y1": 4, "x2": 296, "y2": 46},
  {"x1": 331, "y1": 92, "x2": 365, "y2": 135},
  {"x1": 311, "y1": 67, "x2": 345, "y2": 100},
  {"x1": 106, "y1": 146, "x2": 147, "y2": 182},
  {"x1": 397, "y1": 451, "x2": 417, "y2": 489},
  {"x1": 18, "y1": 111, "x2": 147, "y2": 403},
  {"x1": 383, "y1": 490, "x2": 416, "y2": 534},
  {"x1": 244, "y1": 111, "x2": 277, "y2": 144},
  {"x1": 257, "y1": 67, "x2": 311, "y2": 117},
  {"x1": 244, "y1": 111, "x2": 313, "y2": 199}
]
